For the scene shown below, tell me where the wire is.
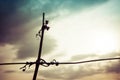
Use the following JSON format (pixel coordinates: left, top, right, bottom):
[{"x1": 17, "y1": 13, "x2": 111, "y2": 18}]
[
  {"x1": 0, "y1": 57, "x2": 119, "y2": 66},
  {"x1": 0, "y1": 62, "x2": 35, "y2": 65},
  {"x1": 0, "y1": 57, "x2": 119, "y2": 71},
  {"x1": 58, "y1": 57, "x2": 120, "y2": 65}
]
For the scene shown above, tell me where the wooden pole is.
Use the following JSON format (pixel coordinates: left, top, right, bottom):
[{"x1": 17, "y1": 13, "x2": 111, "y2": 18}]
[{"x1": 32, "y1": 13, "x2": 45, "y2": 80}]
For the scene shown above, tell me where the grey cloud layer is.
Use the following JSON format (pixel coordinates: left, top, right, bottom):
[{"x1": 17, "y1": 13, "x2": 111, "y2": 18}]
[
  {"x1": 17, "y1": 34, "x2": 57, "y2": 59},
  {"x1": 0, "y1": 0, "x2": 108, "y2": 44},
  {"x1": 39, "y1": 61, "x2": 120, "y2": 80},
  {"x1": 0, "y1": 0, "x2": 108, "y2": 59}
]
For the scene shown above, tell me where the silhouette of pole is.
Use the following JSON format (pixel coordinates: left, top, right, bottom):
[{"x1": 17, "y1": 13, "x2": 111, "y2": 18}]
[{"x1": 32, "y1": 13, "x2": 46, "y2": 80}]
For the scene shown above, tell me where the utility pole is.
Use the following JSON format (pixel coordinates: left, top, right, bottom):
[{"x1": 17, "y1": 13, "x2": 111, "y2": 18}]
[{"x1": 32, "y1": 13, "x2": 49, "y2": 80}]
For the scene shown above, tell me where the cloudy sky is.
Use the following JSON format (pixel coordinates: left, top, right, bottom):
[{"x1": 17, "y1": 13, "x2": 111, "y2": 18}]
[{"x1": 0, "y1": 0, "x2": 120, "y2": 80}]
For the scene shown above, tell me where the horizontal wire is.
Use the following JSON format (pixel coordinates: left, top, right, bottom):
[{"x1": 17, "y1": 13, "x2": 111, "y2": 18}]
[
  {"x1": 0, "y1": 62, "x2": 35, "y2": 65},
  {"x1": 0, "y1": 57, "x2": 119, "y2": 66}
]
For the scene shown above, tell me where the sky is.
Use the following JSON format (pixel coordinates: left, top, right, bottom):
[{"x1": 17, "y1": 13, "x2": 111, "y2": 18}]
[{"x1": 0, "y1": 0, "x2": 120, "y2": 80}]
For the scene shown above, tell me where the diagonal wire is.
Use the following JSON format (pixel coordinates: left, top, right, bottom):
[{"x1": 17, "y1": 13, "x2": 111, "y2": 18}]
[{"x1": 58, "y1": 57, "x2": 120, "y2": 65}]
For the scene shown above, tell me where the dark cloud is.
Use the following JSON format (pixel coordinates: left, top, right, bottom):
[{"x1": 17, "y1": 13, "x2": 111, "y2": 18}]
[
  {"x1": 17, "y1": 34, "x2": 57, "y2": 59},
  {"x1": 0, "y1": 72, "x2": 5, "y2": 80},
  {"x1": 0, "y1": 0, "x2": 27, "y2": 18},
  {"x1": 106, "y1": 61, "x2": 120, "y2": 73},
  {"x1": 0, "y1": 0, "x2": 108, "y2": 44},
  {"x1": 0, "y1": 0, "x2": 31, "y2": 45},
  {"x1": 17, "y1": 42, "x2": 38, "y2": 59},
  {"x1": 4, "y1": 70, "x2": 16, "y2": 73},
  {"x1": 19, "y1": 0, "x2": 107, "y2": 17},
  {"x1": 0, "y1": 0, "x2": 108, "y2": 59}
]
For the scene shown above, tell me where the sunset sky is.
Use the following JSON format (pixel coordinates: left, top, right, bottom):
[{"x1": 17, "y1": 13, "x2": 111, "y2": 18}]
[{"x1": 0, "y1": 0, "x2": 120, "y2": 80}]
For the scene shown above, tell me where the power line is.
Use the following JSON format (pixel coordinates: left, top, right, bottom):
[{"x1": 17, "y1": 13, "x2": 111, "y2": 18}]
[
  {"x1": 0, "y1": 62, "x2": 35, "y2": 65},
  {"x1": 59, "y1": 57, "x2": 120, "y2": 65},
  {"x1": 0, "y1": 57, "x2": 119, "y2": 71},
  {"x1": 0, "y1": 57, "x2": 119, "y2": 66}
]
